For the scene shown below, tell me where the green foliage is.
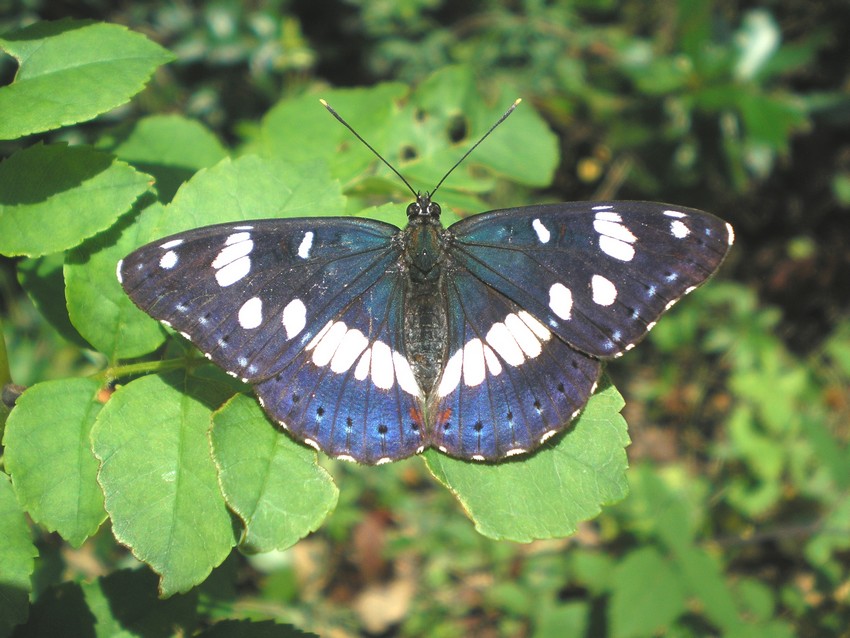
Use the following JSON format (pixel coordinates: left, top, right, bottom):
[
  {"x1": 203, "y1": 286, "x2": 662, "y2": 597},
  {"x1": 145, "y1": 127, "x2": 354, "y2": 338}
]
[
  {"x1": 1, "y1": 3, "x2": 849, "y2": 637},
  {"x1": 0, "y1": 20, "x2": 174, "y2": 139}
]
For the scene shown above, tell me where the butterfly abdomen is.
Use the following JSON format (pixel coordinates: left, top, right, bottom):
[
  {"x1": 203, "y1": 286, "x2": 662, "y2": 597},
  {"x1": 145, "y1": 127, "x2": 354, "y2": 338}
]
[{"x1": 402, "y1": 219, "x2": 450, "y2": 397}]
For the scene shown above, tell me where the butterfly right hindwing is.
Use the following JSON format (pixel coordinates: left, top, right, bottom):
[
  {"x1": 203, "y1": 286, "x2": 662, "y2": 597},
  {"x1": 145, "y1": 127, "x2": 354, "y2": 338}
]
[{"x1": 426, "y1": 266, "x2": 602, "y2": 460}]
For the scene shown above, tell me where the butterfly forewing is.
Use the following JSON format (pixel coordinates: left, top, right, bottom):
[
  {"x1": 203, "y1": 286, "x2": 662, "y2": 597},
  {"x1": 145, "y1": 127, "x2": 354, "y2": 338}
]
[
  {"x1": 449, "y1": 202, "x2": 734, "y2": 359},
  {"x1": 119, "y1": 218, "x2": 399, "y2": 381}
]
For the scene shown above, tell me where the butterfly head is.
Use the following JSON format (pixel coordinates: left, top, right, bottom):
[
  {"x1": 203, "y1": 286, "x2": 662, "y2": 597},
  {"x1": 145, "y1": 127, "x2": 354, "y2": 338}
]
[{"x1": 406, "y1": 192, "x2": 442, "y2": 221}]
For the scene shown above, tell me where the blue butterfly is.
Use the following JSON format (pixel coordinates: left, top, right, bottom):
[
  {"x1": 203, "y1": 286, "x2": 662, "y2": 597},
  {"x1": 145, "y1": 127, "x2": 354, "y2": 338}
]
[{"x1": 118, "y1": 101, "x2": 733, "y2": 465}]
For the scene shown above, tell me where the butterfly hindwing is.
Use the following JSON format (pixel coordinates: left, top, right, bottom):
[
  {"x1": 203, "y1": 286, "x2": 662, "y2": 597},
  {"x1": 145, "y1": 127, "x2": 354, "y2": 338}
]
[
  {"x1": 426, "y1": 266, "x2": 602, "y2": 460},
  {"x1": 253, "y1": 270, "x2": 426, "y2": 464},
  {"x1": 449, "y1": 201, "x2": 734, "y2": 359}
]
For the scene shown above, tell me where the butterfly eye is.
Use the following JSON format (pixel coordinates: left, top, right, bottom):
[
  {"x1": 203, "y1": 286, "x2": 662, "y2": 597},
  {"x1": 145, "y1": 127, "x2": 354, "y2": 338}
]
[
  {"x1": 428, "y1": 202, "x2": 442, "y2": 218},
  {"x1": 406, "y1": 202, "x2": 420, "y2": 218}
]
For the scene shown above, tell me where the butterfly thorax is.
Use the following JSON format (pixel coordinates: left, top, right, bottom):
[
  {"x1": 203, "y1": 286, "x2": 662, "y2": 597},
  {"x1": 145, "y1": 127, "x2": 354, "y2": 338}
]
[{"x1": 401, "y1": 194, "x2": 449, "y2": 396}]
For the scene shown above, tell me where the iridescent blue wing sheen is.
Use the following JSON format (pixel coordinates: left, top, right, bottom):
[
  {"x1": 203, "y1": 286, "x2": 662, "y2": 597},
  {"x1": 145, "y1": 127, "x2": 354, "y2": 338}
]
[
  {"x1": 427, "y1": 201, "x2": 733, "y2": 460},
  {"x1": 448, "y1": 201, "x2": 734, "y2": 359},
  {"x1": 253, "y1": 272, "x2": 426, "y2": 464},
  {"x1": 426, "y1": 267, "x2": 602, "y2": 460},
  {"x1": 119, "y1": 218, "x2": 425, "y2": 464}
]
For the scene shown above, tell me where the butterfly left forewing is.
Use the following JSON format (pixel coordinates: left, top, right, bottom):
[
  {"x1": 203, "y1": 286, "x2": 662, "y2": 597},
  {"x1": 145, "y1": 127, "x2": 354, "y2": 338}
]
[
  {"x1": 449, "y1": 201, "x2": 734, "y2": 359},
  {"x1": 119, "y1": 217, "x2": 400, "y2": 382}
]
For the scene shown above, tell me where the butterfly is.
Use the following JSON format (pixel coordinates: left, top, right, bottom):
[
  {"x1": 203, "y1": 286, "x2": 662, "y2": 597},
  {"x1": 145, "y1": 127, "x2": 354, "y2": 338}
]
[{"x1": 118, "y1": 100, "x2": 734, "y2": 465}]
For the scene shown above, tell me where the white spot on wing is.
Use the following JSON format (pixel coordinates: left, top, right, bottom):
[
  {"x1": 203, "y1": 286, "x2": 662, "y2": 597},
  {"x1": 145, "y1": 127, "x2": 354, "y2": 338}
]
[
  {"x1": 505, "y1": 313, "x2": 541, "y2": 358},
  {"x1": 282, "y1": 298, "x2": 307, "y2": 340},
  {"x1": 238, "y1": 296, "x2": 263, "y2": 329},
  {"x1": 663, "y1": 210, "x2": 687, "y2": 218},
  {"x1": 437, "y1": 348, "x2": 464, "y2": 397},
  {"x1": 599, "y1": 236, "x2": 635, "y2": 261},
  {"x1": 211, "y1": 238, "x2": 253, "y2": 269},
  {"x1": 592, "y1": 205, "x2": 614, "y2": 211},
  {"x1": 330, "y1": 328, "x2": 368, "y2": 373},
  {"x1": 116, "y1": 259, "x2": 124, "y2": 284},
  {"x1": 298, "y1": 231, "x2": 314, "y2": 259},
  {"x1": 160, "y1": 239, "x2": 184, "y2": 249},
  {"x1": 593, "y1": 220, "x2": 635, "y2": 242},
  {"x1": 482, "y1": 343, "x2": 502, "y2": 376},
  {"x1": 393, "y1": 351, "x2": 420, "y2": 396},
  {"x1": 594, "y1": 211, "x2": 621, "y2": 221},
  {"x1": 518, "y1": 311, "x2": 551, "y2": 341},
  {"x1": 595, "y1": 217, "x2": 636, "y2": 262},
  {"x1": 354, "y1": 348, "x2": 371, "y2": 380},
  {"x1": 160, "y1": 251, "x2": 178, "y2": 269},
  {"x1": 591, "y1": 274, "x2": 617, "y2": 306},
  {"x1": 225, "y1": 232, "x2": 251, "y2": 245},
  {"x1": 725, "y1": 222, "x2": 735, "y2": 245},
  {"x1": 306, "y1": 320, "x2": 333, "y2": 350},
  {"x1": 549, "y1": 283, "x2": 573, "y2": 320},
  {"x1": 312, "y1": 321, "x2": 347, "y2": 367},
  {"x1": 485, "y1": 322, "x2": 524, "y2": 366},
  {"x1": 215, "y1": 256, "x2": 250, "y2": 286},
  {"x1": 532, "y1": 218, "x2": 551, "y2": 243},
  {"x1": 462, "y1": 338, "x2": 486, "y2": 387},
  {"x1": 670, "y1": 220, "x2": 690, "y2": 238},
  {"x1": 370, "y1": 341, "x2": 394, "y2": 390}
]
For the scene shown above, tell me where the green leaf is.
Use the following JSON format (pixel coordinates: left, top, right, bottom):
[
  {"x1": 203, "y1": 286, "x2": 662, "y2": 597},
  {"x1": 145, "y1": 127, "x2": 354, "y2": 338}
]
[
  {"x1": 0, "y1": 19, "x2": 175, "y2": 140},
  {"x1": 101, "y1": 115, "x2": 228, "y2": 202},
  {"x1": 608, "y1": 547, "x2": 686, "y2": 638},
  {"x1": 210, "y1": 394, "x2": 339, "y2": 553},
  {"x1": 0, "y1": 144, "x2": 152, "y2": 257},
  {"x1": 65, "y1": 201, "x2": 170, "y2": 360},
  {"x1": 10, "y1": 581, "x2": 94, "y2": 636},
  {"x1": 81, "y1": 569, "x2": 199, "y2": 637},
  {"x1": 259, "y1": 68, "x2": 558, "y2": 213},
  {"x1": 152, "y1": 155, "x2": 346, "y2": 240},
  {"x1": 259, "y1": 82, "x2": 409, "y2": 187},
  {"x1": 675, "y1": 545, "x2": 744, "y2": 632},
  {"x1": 91, "y1": 372, "x2": 236, "y2": 596},
  {"x1": 424, "y1": 383, "x2": 630, "y2": 541},
  {"x1": 2, "y1": 378, "x2": 106, "y2": 546},
  {"x1": 0, "y1": 471, "x2": 37, "y2": 635},
  {"x1": 17, "y1": 253, "x2": 91, "y2": 349}
]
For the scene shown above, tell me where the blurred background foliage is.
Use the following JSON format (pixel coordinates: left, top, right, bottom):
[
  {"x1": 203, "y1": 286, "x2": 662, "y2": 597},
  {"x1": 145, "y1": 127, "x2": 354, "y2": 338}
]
[{"x1": 2, "y1": 0, "x2": 850, "y2": 636}]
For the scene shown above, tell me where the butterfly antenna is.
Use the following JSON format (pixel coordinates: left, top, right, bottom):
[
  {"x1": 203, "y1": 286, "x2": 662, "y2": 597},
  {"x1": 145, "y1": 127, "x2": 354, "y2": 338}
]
[
  {"x1": 320, "y1": 99, "x2": 418, "y2": 199},
  {"x1": 430, "y1": 98, "x2": 522, "y2": 197}
]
